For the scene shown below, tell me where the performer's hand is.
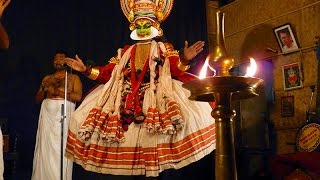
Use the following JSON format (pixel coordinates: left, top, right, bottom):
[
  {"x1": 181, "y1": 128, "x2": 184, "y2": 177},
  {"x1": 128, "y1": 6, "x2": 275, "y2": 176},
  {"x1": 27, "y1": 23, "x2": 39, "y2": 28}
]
[
  {"x1": 183, "y1": 41, "x2": 205, "y2": 62},
  {"x1": 0, "y1": 0, "x2": 10, "y2": 18},
  {"x1": 65, "y1": 55, "x2": 87, "y2": 73}
]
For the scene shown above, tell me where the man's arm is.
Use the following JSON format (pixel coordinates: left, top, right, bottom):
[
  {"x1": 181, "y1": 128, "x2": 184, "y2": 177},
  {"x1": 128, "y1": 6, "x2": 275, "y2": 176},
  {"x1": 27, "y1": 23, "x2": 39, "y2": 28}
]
[
  {"x1": 35, "y1": 75, "x2": 50, "y2": 104},
  {"x1": 0, "y1": 0, "x2": 11, "y2": 49},
  {"x1": 69, "y1": 75, "x2": 83, "y2": 102}
]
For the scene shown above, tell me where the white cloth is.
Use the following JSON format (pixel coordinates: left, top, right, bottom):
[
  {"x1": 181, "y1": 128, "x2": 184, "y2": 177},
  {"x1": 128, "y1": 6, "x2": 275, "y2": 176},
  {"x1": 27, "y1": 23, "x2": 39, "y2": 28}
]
[
  {"x1": 0, "y1": 128, "x2": 3, "y2": 180},
  {"x1": 67, "y1": 81, "x2": 215, "y2": 176},
  {"x1": 32, "y1": 99, "x2": 75, "y2": 180},
  {"x1": 282, "y1": 43, "x2": 298, "y2": 52}
]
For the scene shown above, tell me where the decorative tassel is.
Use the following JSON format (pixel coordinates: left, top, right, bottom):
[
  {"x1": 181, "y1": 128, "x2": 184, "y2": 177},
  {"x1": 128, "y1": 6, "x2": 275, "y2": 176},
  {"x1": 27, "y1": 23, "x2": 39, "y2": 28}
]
[
  {"x1": 144, "y1": 107, "x2": 157, "y2": 134},
  {"x1": 104, "y1": 115, "x2": 119, "y2": 142},
  {"x1": 153, "y1": 108, "x2": 161, "y2": 132},
  {"x1": 167, "y1": 100, "x2": 184, "y2": 131},
  {"x1": 116, "y1": 120, "x2": 125, "y2": 143},
  {"x1": 96, "y1": 112, "x2": 109, "y2": 141},
  {"x1": 78, "y1": 107, "x2": 102, "y2": 142},
  {"x1": 158, "y1": 112, "x2": 174, "y2": 135}
]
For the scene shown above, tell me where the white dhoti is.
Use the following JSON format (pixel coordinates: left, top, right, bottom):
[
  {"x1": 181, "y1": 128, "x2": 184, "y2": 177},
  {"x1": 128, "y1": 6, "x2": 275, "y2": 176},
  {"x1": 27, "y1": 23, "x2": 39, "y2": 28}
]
[{"x1": 32, "y1": 99, "x2": 75, "y2": 180}]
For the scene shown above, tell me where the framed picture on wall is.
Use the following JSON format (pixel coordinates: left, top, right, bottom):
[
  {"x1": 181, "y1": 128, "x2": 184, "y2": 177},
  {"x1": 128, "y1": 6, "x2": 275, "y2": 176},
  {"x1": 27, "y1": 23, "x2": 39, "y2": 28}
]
[
  {"x1": 281, "y1": 96, "x2": 294, "y2": 117},
  {"x1": 282, "y1": 62, "x2": 303, "y2": 90},
  {"x1": 274, "y1": 24, "x2": 299, "y2": 53}
]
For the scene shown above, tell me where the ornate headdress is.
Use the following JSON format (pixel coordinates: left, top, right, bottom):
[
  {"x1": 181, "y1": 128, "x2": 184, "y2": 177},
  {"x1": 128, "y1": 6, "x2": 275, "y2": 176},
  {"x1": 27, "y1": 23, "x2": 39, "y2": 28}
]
[{"x1": 120, "y1": 0, "x2": 174, "y2": 40}]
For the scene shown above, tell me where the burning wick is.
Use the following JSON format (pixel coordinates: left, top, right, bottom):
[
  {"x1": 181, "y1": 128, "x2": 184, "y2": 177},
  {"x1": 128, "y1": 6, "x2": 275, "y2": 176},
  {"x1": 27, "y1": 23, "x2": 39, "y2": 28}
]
[
  {"x1": 245, "y1": 58, "x2": 257, "y2": 77},
  {"x1": 198, "y1": 57, "x2": 255, "y2": 78},
  {"x1": 199, "y1": 57, "x2": 215, "y2": 79}
]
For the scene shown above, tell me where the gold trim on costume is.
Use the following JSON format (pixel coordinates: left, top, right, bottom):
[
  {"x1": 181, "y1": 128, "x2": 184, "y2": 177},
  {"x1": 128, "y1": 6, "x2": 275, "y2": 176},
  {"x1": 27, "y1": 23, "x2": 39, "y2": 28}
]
[
  {"x1": 164, "y1": 49, "x2": 179, "y2": 57},
  {"x1": 88, "y1": 67, "x2": 100, "y2": 80},
  {"x1": 177, "y1": 58, "x2": 190, "y2": 71},
  {"x1": 163, "y1": 42, "x2": 174, "y2": 51},
  {"x1": 108, "y1": 57, "x2": 120, "y2": 64},
  {"x1": 162, "y1": 42, "x2": 179, "y2": 57},
  {"x1": 135, "y1": 43, "x2": 151, "y2": 70}
]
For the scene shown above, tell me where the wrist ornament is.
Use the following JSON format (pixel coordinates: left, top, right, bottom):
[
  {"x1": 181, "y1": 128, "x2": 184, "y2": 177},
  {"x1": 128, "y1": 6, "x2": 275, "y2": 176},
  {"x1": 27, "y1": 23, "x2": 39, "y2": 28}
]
[
  {"x1": 177, "y1": 48, "x2": 190, "y2": 71},
  {"x1": 83, "y1": 66, "x2": 100, "y2": 80},
  {"x1": 177, "y1": 58, "x2": 190, "y2": 71}
]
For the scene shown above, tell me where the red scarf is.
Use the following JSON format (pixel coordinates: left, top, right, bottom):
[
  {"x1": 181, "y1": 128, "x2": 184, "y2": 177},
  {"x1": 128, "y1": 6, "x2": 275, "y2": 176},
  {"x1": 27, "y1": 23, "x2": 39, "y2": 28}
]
[{"x1": 125, "y1": 45, "x2": 150, "y2": 114}]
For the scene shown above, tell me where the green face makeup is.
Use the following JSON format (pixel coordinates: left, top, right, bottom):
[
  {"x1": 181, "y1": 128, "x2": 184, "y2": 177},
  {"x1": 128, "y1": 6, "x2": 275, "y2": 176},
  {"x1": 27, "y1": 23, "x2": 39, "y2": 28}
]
[{"x1": 135, "y1": 19, "x2": 152, "y2": 38}]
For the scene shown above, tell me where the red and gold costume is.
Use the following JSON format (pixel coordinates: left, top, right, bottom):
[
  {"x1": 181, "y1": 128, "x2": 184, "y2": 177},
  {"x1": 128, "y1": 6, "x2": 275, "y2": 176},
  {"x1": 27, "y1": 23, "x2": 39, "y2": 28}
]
[{"x1": 66, "y1": 0, "x2": 215, "y2": 177}]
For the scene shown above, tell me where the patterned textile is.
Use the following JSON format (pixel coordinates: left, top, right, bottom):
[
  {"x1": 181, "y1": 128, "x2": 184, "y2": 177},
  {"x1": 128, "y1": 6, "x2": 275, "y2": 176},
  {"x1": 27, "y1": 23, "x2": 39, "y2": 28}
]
[{"x1": 65, "y1": 41, "x2": 216, "y2": 177}]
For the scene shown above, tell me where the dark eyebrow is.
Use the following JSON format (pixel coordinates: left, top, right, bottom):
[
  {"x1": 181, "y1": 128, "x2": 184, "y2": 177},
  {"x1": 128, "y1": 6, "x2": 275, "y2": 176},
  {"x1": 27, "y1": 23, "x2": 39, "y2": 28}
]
[{"x1": 143, "y1": 22, "x2": 151, "y2": 28}]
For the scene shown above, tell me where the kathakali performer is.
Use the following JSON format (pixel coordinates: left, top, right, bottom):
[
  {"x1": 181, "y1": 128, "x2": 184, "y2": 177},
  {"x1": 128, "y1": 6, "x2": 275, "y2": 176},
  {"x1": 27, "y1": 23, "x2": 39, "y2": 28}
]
[{"x1": 65, "y1": 0, "x2": 215, "y2": 177}]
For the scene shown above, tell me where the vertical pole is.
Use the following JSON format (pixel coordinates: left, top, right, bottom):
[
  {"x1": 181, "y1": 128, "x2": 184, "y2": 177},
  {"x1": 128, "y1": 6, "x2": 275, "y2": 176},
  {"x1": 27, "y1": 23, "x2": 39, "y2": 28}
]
[
  {"x1": 60, "y1": 69, "x2": 68, "y2": 180},
  {"x1": 60, "y1": 103, "x2": 64, "y2": 180},
  {"x1": 212, "y1": 93, "x2": 237, "y2": 180}
]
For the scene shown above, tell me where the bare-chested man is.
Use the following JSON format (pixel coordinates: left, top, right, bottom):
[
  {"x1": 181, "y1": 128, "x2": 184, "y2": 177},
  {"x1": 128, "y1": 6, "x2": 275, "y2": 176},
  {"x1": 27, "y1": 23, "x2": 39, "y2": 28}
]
[
  {"x1": 32, "y1": 51, "x2": 82, "y2": 180},
  {"x1": 35, "y1": 51, "x2": 83, "y2": 103}
]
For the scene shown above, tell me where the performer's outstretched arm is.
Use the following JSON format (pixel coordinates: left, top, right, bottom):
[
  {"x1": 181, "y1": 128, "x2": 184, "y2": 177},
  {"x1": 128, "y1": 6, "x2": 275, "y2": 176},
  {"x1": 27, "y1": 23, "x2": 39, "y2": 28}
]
[{"x1": 65, "y1": 54, "x2": 117, "y2": 84}]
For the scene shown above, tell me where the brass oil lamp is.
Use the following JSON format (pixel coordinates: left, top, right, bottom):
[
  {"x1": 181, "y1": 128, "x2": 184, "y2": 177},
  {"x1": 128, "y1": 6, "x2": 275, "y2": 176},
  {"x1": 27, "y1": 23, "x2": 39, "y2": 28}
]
[{"x1": 182, "y1": 11, "x2": 263, "y2": 180}]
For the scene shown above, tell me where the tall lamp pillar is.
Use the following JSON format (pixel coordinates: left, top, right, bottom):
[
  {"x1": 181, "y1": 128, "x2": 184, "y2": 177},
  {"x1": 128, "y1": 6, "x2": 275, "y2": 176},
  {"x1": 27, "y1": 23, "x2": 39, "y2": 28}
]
[
  {"x1": 182, "y1": 11, "x2": 263, "y2": 180},
  {"x1": 212, "y1": 93, "x2": 237, "y2": 180}
]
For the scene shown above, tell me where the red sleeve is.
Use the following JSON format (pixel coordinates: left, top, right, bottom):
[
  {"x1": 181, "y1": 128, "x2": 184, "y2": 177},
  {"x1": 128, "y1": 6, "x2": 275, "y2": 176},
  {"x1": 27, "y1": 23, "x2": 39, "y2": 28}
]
[
  {"x1": 95, "y1": 63, "x2": 117, "y2": 84},
  {"x1": 168, "y1": 55, "x2": 198, "y2": 82},
  {"x1": 95, "y1": 45, "x2": 131, "y2": 83}
]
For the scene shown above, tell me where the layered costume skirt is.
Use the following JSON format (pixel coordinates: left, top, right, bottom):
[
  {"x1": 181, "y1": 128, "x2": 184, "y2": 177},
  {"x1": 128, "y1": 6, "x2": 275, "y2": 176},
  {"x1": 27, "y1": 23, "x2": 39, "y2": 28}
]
[{"x1": 66, "y1": 80, "x2": 215, "y2": 177}]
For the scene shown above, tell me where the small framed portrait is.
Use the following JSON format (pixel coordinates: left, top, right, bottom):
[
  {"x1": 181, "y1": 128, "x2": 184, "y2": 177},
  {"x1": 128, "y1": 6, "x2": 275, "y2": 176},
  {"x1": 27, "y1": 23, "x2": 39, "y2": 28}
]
[
  {"x1": 274, "y1": 24, "x2": 299, "y2": 53},
  {"x1": 282, "y1": 62, "x2": 303, "y2": 90},
  {"x1": 281, "y1": 96, "x2": 294, "y2": 117}
]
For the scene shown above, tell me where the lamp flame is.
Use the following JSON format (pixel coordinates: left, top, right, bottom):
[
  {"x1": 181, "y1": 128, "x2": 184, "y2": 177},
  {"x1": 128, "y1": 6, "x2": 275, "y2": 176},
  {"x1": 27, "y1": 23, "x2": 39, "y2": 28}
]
[
  {"x1": 199, "y1": 57, "x2": 210, "y2": 79},
  {"x1": 245, "y1": 58, "x2": 257, "y2": 77}
]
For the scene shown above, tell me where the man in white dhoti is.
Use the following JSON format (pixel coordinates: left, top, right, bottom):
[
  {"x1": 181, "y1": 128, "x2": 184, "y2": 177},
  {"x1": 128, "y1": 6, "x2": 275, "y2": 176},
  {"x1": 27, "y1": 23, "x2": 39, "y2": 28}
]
[{"x1": 32, "y1": 51, "x2": 83, "y2": 180}]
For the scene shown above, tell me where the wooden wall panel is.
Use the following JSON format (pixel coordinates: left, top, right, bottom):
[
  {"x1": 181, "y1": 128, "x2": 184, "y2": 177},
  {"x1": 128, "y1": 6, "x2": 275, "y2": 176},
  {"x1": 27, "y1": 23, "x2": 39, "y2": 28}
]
[{"x1": 206, "y1": 0, "x2": 320, "y2": 154}]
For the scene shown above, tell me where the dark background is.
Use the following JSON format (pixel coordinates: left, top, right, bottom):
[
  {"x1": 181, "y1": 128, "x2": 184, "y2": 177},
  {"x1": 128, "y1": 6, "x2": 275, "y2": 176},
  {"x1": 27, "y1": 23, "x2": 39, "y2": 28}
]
[{"x1": 0, "y1": 0, "x2": 213, "y2": 179}]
